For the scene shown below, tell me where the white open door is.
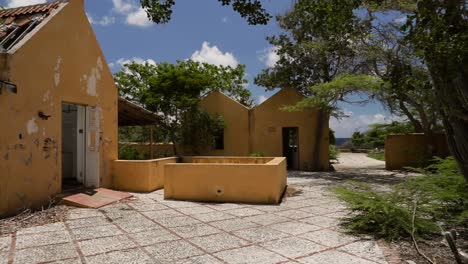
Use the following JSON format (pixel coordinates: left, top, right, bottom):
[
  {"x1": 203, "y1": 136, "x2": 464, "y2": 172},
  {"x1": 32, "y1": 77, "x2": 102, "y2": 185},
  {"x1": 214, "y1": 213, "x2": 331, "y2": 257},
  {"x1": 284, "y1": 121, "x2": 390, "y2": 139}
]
[
  {"x1": 76, "y1": 105, "x2": 85, "y2": 183},
  {"x1": 85, "y1": 106, "x2": 100, "y2": 188}
]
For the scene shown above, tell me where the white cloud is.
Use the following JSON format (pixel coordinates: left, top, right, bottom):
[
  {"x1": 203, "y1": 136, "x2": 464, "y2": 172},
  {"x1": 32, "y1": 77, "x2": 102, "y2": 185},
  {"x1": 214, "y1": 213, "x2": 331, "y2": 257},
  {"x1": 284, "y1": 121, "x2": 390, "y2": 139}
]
[
  {"x1": 109, "y1": 57, "x2": 156, "y2": 69},
  {"x1": 112, "y1": 0, "x2": 134, "y2": 14},
  {"x1": 87, "y1": 13, "x2": 115, "y2": 26},
  {"x1": 191, "y1": 42, "x2": 239, "y2": 67},
  {"x1": 7, "y1": 0, "x2": 46, "y2": 8},
  {"x1": 222, "y1": 17, "x2": 228, "y2": 23},
  {"x1": 258, "y1": 47, "x2": 279, "y2": 68},
  {"x1": 330, "y1": 110, "x2": 405, "y2": 138},
  {"x1": 257, "y1": 95, "x2": 268, "y2": 105},
  {"x1": 126, "y1": 8, "x2": 152, "y2": 27}
]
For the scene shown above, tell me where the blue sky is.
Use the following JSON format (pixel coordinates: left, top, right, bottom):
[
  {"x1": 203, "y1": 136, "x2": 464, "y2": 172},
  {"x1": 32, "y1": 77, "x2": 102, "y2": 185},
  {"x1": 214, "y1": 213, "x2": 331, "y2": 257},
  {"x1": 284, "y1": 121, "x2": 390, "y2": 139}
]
[{"x1": 5, "y1": 0, "x2": 398, "y2": 137}]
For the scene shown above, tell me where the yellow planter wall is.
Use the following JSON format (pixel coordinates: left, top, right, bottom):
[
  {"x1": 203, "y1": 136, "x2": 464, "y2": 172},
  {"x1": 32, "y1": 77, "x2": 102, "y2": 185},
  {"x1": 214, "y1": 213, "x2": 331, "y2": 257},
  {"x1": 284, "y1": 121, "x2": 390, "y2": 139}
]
[
  {"x1": 164, "y1": 157, "x2": 287, "y2": 204},
  {"x1": 112, "y1": 157, "x2": 178, "y2": 192}
]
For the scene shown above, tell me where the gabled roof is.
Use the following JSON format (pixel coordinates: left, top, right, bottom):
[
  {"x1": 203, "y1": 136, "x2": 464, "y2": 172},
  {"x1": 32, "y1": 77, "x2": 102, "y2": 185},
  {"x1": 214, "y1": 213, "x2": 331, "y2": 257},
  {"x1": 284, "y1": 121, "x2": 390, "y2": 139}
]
[
  {"x1": 118, "y1": 97, "x2": 162, "y2": 127},
  {"x1": 0, "y1": 1, "x2": 63, "y2": 51}
]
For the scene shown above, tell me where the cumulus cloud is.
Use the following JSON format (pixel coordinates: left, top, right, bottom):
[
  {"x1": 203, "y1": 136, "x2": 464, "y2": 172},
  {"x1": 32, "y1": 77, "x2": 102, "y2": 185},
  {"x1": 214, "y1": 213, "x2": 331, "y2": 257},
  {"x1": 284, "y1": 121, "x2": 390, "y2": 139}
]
[
  {"x1": 258, "y1": 47, "x2": 279, "y2": 68},
  {"x1": 191, "y1": 42, "x2": 239, "y2": 67},
  {"x1": 330, "y1": 110, "x2": 405, "y2": 138},
  {"x1": 111, "y1": 0, "x2": 152, "y2": 27},
  {"x1": 87, "y1": 13, "x2": 115, "y2": 26},
  {"x1": 7, "y1": 0, "x2": 46, "y2": 8},
  {"x1": 109, "y1": 57, "x2": 156, "y2": 69},
  {"x1": 221, "y1": 17, "x2": 228, "y2": 23}
]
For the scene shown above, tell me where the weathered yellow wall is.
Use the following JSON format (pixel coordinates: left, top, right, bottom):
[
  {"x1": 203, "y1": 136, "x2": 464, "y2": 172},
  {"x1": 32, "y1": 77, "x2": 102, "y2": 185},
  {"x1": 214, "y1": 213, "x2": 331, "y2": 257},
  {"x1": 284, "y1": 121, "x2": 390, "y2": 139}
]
[
  {"x1": 199, "y1": 91, "x2": 250, "y2": 156},
  {"x1": 197, "y1": 89, "x2": 329, "y2": 171},
  {"x1": 0, "y1": 0, "x2": 118, "y2": 217},
  {"x1": 385, "y1": 134, "x2": 450, "y2": 170},
  {"x1": 251, "y1": 88, "x2": 329, "y2": 171},
  {"x1": 165, "y1": 157, "x2": 287, "y2": 204},
  {"x1": 112, "y1": 157, "x2": 178, "y2": 192}
]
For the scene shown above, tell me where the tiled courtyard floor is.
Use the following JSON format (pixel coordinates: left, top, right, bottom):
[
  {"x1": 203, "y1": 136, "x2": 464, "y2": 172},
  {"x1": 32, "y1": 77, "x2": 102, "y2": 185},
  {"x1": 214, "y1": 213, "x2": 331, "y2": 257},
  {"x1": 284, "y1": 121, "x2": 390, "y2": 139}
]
[{"x1": 2, "y1": 154, "x2": 403, "y2": 264}]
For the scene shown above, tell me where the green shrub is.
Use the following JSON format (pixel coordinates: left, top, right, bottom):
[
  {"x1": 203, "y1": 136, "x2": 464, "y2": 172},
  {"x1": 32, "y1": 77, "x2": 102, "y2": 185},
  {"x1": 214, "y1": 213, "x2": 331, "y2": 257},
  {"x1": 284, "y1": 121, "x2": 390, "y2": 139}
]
[
  {"x1": 329, "y1": 145, "x2": 340, "y2": 160},
  {"x1": 367, "y1": 152, "x2": 385, "y2": 161},
  {"x1": 118, "y1": 145, "x2": 150, "y2": 160},
  {"x1": 334, "y1": 157, "x2": 468, "y2": 241},
  {"x1": 249, "y1": 152, "x2": 265, "y2": 157}
]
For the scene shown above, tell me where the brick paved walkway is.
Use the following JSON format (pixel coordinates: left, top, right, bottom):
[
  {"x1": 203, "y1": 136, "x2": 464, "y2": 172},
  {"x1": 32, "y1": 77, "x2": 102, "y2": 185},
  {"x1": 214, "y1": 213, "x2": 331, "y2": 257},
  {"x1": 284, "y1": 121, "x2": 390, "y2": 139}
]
[{"x1": 2, "y1": 160, "x2": 396, "y2": 263}]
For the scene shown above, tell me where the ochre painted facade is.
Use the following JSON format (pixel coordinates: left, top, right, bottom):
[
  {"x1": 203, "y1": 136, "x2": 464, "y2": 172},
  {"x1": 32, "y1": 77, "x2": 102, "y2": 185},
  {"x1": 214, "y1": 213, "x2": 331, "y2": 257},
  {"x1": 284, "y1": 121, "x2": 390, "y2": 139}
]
[
  {"x1": 197, "y1": 89, "x2": 329, "y2": 171},
  {"x1": 0, "y1": 0, "x2": 118, "y2": 217}
]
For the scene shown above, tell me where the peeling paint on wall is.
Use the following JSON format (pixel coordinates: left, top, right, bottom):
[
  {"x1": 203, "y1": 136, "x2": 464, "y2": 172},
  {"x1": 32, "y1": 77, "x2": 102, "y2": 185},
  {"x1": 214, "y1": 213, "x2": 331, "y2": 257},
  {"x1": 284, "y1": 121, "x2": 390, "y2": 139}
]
[
  {"x1": 26, "y1": 118, "x2": 38, "y2": 135},
  {"x1": 86, "y1": 58, "x2": 103, "y2": 97},
  {"x1": 54, "y1": 56, "x2": 62, "y2": 87}
]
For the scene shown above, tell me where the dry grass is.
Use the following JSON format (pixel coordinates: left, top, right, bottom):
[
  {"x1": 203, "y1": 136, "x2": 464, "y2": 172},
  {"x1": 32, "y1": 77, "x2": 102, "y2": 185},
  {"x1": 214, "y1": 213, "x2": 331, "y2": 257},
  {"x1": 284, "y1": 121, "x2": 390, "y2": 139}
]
[{"x1": 0, "y1": 203, "x2": 69, "y2": 236}]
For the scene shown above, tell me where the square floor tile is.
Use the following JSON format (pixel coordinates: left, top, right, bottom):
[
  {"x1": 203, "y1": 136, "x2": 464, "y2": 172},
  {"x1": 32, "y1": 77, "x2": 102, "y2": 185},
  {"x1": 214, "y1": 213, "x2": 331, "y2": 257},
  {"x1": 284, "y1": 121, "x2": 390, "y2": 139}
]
[
  {"x1": 71, "y1": 224, "x2": 122, "y2": 240},
  {"x1": 143, "y1": 209, "x2": 185, "y2": 220},
  {"x1": 252, "y1": 205, "x2": 292, "y2": 213},
  {"x1": 0, "y1": 251, "x2": 8, "y2": 264},
  {"x1": 113, "y1": 214, "x2": 159, "y2": 233},
  {"x1": 78, "y1": 235, "x2": 136, "y2": 256},
  {"x1": 47, "y1": 258, "x2": 82, "y2": 264},
  {"x1": 86, "y1": 248, "x2": 153, "y2": 264},
  {"x1": 66, "y1": 216, "x2": 111, "y2": 229},
  {"x1": 300, "y1": 216, "x2": 340, "y2": 228},
  {"x1": 192, "y1": 211, "x2": 235, "y2": 222},
  {"x1": 129, "y1": 228, "x2": 179, "y2": 246},
  {"x1": 214, "y1": 245, "x2": 287, "y2": 264},
  {"x1": 300, "y1": 229, "x2": 358, "y2": 248},
  {"x1": 260, "y1": 236, "x2": 325, "y2": 259},
  {"x1": 170, "y1": 223, "x2": 220, "y2": 238},
  {"x1": 0, "y1": 235, "x2": 11, "y2": 252},
  {"x1": 205, "y1": 203, "x2": 246, "y2": 211},
  {"x1": 127, "y1": 201, "x2": 169, "y2": 212},
  {"x1": 160, "y1": 200, "x2": 201, "y2": 209},
  {"x1": 189, "y1": 233, "x2": 250, "y2": 253},
  {"x1": 16, "y1": 231, "x2": 71, "y2": 249},
  {"x1": 144, "y1": 240, "x2": 203, "y2": 261},
  {"x1": 68, "y1": 208, "x2": 104, "y2": 220},
  {"x1": 17, "y1": 222, "x2": 66, "y2": 235},
  {"x1": 225, "y1": 208, "x2": 264, "y2": 217},
  {"x1": 269, "y1": 221, "x2": 321, "y2": 235},
  {"x1": 298, "y1": 250, "x2": 375, "y2": 264},
  {"x1": 210, "y1": 219, "x2": 259, "y2": 232},
  {"x1": 232, "y1": 227, "x2": 288, "y2": 243},
  {"x1": 274, "y1": 209, "x2": 314, "y2": 220},
  {"x1": 243, "y1": 213, "x2": 290, "y2": 226},
  {"x1": 156, "y1": 216, "x2": 201, "y2": 228},
  {"x1": 14, "y1": 243, "x2": 78, "y2": 263},
  {"x1": 339, "y1": 241, "x2": 387, "y2": 263},
  {"x1": 299, "y1": 206, "x2": 337, "y2": 216},
  {"x1": 178, "y1": 206, "x2": 216, "y2": 215},
  {"x1": 173, "y1": 254, "x2": 223, "y2": 264}
]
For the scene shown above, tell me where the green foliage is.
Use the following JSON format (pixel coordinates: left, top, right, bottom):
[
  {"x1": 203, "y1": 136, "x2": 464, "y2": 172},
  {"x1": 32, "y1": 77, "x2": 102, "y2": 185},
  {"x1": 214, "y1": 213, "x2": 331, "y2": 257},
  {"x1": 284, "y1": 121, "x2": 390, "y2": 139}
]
[
  {"x1": 249, "y1": 152, "x2": 265, "y2": 157},
  {"x1": 118, "y1": 145, "x2": 150, "y2": 160},
  {"x1": 334, "y1": 157, "x2": 468, "y2": 240},
  {"x1": 115, "y1": 60, "x2": 252, "y2": 154},
  {"x1": 329, "y1": 145, "x2": 340, "y2": 161},
  {"x1": 367, "y1": 152, "x2": 385, "y2": 161},
  {"x1": 141, "y1": 0, "x2": 271, "y2": 25},
  {"x1": 351, "y1": 121, "x2": 414, "y2": 149},
  {"x1": 118, "y1": 126, "x2": 165, "y2": 143},
  {"x1": 329, "y1": 129, "x2": 336, "y2": 145},
  {"x1": 180, "y1": 110, "x2": 226, "y2": 154}
]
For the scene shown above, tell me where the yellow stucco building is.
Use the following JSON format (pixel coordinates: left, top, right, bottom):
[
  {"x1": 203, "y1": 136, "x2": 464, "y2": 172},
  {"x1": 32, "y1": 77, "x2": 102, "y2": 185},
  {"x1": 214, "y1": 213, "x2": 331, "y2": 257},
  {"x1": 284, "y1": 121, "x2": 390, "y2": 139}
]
[
  {"x1": 0, "y1": 0, "x2": 118, "y2": 217},
  {"x1": 199, "y1": 88, "x2": 330, "y2": 171}
]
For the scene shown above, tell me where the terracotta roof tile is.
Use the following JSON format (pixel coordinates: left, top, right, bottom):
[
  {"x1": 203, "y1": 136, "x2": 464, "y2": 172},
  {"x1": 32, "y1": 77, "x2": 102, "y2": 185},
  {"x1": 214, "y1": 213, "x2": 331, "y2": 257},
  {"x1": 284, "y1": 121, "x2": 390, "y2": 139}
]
[{"x1": 0, "y1": 2, "x2": 60, "y2": 18}]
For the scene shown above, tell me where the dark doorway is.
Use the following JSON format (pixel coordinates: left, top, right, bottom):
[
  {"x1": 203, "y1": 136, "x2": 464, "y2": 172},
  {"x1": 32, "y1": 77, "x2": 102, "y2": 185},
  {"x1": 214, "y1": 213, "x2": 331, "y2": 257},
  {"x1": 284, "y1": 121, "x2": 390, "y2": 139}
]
[{"x1": 282, "y1": 127, "x2": 299, "y2": 170}]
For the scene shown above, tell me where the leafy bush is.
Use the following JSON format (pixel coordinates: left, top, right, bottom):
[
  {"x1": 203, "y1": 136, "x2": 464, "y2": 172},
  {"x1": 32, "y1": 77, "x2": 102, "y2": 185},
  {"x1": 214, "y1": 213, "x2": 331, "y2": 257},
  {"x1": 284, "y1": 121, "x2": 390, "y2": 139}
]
[
  {"x1": 249, "y1": 152, "x2": 265, "y2": 157},
  {"x1": 118, "y1": 145, "x2": 150, "y2": 160},
  {"x1": 351, "y1": 121, "x2": 414, "y2": 149},
  {"x1": 329, "y1": 145, "x2": 340, "y2": 160},
  {"x1": 334, "y1": 157, "x2": 468, "y2": 241}
]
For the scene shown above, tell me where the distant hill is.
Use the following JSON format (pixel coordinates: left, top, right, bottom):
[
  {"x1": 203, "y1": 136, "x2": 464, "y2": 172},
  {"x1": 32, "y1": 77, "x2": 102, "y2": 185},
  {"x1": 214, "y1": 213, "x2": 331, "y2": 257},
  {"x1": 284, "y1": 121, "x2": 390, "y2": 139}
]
[{"x1": 335, "y1": 138, "x2": 351, "y2": 147}]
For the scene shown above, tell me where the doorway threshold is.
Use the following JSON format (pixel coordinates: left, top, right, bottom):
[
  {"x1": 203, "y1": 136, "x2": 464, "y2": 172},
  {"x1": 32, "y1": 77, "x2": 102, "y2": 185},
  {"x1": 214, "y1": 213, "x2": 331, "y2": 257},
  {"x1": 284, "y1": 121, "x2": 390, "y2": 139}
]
[{"x1": 62, "y1": 188, "x2": 133, "y2": 209}]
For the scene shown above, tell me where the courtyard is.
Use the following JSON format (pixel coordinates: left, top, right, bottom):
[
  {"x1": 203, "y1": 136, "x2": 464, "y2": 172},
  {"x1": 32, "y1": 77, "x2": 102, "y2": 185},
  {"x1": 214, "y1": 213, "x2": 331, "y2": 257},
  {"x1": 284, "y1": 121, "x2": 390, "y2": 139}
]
[{"x1": 0, "y1": 154, "x2": 403, "y2": 264}]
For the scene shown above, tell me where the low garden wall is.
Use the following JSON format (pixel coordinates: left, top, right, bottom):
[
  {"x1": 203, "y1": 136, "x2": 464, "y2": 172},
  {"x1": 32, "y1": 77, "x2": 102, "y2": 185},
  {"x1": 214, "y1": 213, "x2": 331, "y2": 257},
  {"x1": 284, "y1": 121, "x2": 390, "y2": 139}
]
[
  {"x1": 165, "y1": 157, "x2": 287, "y2": 204},
  {"x1": 112, "y1": 157, "x2": 179, "y2": 192},
  {"x1": 385, "y1": 134, "x2": 450, "y2": 170}
]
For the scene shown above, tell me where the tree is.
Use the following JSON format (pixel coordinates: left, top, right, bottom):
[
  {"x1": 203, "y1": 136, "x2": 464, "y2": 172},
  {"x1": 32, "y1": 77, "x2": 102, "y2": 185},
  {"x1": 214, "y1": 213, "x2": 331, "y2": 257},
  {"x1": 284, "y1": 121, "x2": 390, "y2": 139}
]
[
  {"x1": 256, "y1": 0, "x2": 468, "y2": 180},
  {"x1": 115, "y1": 60, "x2": 252, "y2": 154},
  {"x1": 140, "y1": 0, "x2": 271, "y2": 25},
  {"x1": 351, "y1": 121, "x2": 414, "y2": 149}
]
